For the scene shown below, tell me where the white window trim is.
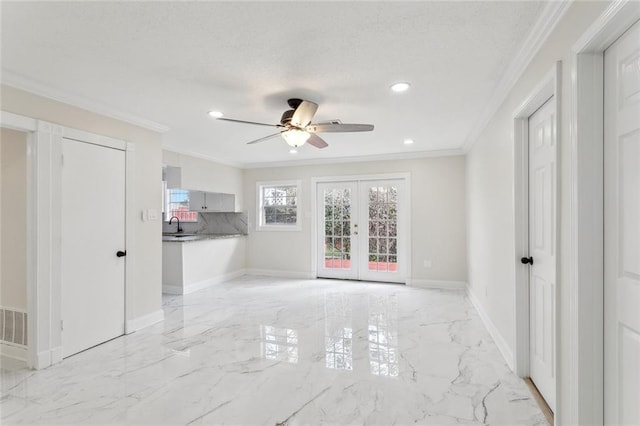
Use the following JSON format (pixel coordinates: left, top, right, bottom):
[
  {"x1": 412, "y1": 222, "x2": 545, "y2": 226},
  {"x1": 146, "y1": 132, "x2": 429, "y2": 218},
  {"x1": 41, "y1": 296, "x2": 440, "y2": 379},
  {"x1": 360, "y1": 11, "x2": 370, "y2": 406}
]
[{"x1": 256, "y1": 180, "x2": 302, "y2": 232}]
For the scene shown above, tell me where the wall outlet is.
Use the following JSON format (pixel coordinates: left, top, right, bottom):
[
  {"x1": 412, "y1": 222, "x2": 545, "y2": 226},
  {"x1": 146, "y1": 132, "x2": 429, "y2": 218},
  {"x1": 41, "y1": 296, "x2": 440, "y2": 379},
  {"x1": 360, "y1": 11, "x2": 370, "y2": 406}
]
[
  {"x1": 423, "y1": 259, "x2": 432, "y2": 268},
  {"x1": 141, "y1": 210, "x2": 148, "y2": 221}
]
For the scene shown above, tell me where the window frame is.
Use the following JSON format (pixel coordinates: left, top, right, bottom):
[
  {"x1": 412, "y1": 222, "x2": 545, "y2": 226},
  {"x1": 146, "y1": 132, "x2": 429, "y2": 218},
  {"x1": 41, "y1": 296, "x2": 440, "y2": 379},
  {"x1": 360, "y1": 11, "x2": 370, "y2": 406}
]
[{"x1": 256, "y1": 180, "x2": 302, "y2": 231}]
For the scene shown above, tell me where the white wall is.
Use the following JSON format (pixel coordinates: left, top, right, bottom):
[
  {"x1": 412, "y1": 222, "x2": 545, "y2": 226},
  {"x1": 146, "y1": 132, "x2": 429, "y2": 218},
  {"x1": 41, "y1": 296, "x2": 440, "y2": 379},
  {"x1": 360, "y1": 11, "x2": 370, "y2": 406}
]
[
  {"x1": 0, "y1": 128, "x2": 27, "y2": 311},
  {"x1": 244, "y1": 155, "x2": 467, "y2": 284},
  {"x1": 464, "y1": 1, "x2": 609, "y2": 422},
  {"x1": 1, "y1": 85, "x2": 164, "y2": 321},
  {"x1": 163, "y1": 150, "x2": 244, "y2": 211}
]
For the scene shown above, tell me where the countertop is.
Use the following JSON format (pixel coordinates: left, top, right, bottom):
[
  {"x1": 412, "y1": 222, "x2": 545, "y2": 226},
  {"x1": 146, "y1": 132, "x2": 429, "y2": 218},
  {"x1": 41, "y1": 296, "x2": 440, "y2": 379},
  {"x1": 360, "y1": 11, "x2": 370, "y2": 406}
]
[{"x1": 162, "y1": 233, "x2": 245, "y2": 242}]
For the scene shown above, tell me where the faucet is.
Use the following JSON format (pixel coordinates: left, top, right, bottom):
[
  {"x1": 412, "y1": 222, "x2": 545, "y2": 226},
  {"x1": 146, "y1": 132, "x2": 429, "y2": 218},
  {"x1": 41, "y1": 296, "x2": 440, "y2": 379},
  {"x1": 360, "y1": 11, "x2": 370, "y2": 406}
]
[{"x1": 169, "y1": 216, "x2": 183, "y2": 233}]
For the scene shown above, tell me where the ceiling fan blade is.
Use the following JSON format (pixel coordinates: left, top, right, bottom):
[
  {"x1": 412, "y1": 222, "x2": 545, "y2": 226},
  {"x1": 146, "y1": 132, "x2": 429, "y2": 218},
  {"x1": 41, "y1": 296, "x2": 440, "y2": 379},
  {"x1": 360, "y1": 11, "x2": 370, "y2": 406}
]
[
  {"x1": 246, "y1": 131, "x2": 286, "y2": 145},
  {"x1": 218, "y1": 117, "x2": 282, "y2": 128},
  {"x1": 290, "y1": 100, "x2": 318, "y2": 128},
  {"x1": 306, "y1": 123, "x2": 374, "y2": 133},
  {"x1": 306, "y1": 133, "x2": 328, "y2": 149}
]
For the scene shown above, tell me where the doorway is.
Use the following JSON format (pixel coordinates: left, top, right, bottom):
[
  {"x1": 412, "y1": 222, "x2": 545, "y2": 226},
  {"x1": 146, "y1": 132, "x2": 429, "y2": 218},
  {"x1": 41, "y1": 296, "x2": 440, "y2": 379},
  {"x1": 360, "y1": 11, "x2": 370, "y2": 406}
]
[
  {"x1": 61, "y1": 138, "x2": 127, "y2": 357},
  {"x1": 512, "y1": 62, "x2": 560, "y2": 417},
  {"x1": 526, "y1": 96, "x2": 557, "y2": 413},
  {"x1": 316, "y1": 178, "x2": 407, "y2": 283}
]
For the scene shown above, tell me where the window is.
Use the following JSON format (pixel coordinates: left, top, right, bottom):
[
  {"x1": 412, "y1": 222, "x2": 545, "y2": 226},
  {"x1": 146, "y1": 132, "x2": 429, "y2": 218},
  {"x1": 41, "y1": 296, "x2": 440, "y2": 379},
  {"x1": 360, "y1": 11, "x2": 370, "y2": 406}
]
[
  {"x1": 257, "y1": 181, "x2": 301, "y2": 231},
  {"x1": 164, "y1": 187, "x2": 197, "y2": 222}
]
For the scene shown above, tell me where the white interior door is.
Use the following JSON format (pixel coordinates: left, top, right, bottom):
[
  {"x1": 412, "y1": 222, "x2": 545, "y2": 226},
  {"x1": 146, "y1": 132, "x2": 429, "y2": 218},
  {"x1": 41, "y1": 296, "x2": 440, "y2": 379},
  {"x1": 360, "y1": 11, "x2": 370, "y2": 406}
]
[
  {"x1": 61, "y1": 138, "x2": 126, "y2": 357},
  {"x1": 604, "y1": 20, "x2": 640, "y2": 425},
  {"x1": 317, "y1": 179, "x2": 406, "y2": 283},
  {"x1": 527, "y1": 97, "x2": 556, "y2": 412}
]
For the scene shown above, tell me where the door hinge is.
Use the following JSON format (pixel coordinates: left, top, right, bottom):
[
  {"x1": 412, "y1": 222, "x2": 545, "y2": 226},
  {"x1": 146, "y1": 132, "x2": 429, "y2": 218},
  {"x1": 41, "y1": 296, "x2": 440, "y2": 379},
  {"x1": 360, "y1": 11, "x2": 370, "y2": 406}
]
[
  {"x1": 60, "y1": 320, "x2": 64, "y2": 331},
  {"x1": 61, "y1": 154, "x2": 64, "y2": 167}
]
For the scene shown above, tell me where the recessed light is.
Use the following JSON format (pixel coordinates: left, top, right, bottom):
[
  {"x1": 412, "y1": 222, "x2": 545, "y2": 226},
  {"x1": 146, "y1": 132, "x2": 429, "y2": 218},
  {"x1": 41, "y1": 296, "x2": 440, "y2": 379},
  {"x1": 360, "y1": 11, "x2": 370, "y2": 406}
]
[
  {"x1": 208, "y1": 111, "x2": 224, "y2": 118},
  {"x1": 289, "y1": 149, "x2": 298, "y2": 154},
  {"x1": 403, "y1": 139, "x2": 414, "y2": 145},
  {"x1": 391, "y1": 82, "x2": 411, "y2": 93}
]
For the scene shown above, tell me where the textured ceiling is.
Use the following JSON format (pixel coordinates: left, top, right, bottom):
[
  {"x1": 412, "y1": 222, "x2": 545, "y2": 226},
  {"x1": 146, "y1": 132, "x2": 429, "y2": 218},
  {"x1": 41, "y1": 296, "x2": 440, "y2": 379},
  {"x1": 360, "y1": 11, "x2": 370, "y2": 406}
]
[{"x1": 1, "y1": 1, "x2": 545, "y2": 167}]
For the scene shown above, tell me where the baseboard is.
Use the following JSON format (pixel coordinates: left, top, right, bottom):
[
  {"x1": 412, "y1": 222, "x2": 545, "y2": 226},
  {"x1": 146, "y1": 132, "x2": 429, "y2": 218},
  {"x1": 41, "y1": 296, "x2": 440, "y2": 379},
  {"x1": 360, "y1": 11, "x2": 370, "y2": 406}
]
[
  {"x1": 407, "y1": 279, "x2": 467, "y2": 290},
  {"x1": 1, "y1": 342, "x2": 27, "y2": 361},
  {"x1": 466, "y1": 286, "x2": 515, "y2": 371},
  {"x1": 245, "y1": 269, "x2": 315, "y2": 280},
  {"x1": 163, "y1": 269, "x2": 246, "y2": 295},
  {"x1": 33, "y1": 345, "x2": 63, "y2": 369},
  {"x1": 125, "y1": 309, "x2": 164, "y2": 334}
]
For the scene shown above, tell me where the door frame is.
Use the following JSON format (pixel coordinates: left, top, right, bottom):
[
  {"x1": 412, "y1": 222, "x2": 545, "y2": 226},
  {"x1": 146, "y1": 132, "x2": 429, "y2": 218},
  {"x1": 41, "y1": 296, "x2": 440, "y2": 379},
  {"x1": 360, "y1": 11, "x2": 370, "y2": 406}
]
[
  {"x1": 310, "y1": 173, "x2": 411, "y2": 282},
  {"x1": 0, "y1": 110, "x2": 136, "y2": 369},
  {"x1": 512, "y1": 62, "x2": 561, "y2": 385},
  {"x1": 569, "y1": 2, "x2": 640, "y2": 424}
]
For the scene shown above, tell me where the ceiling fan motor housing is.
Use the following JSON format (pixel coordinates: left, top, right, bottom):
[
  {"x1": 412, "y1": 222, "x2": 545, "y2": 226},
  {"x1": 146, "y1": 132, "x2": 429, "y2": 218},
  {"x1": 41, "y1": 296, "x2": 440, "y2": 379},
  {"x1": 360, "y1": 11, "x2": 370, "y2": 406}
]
[{"x1": 280, "y1": 109, "x2": 295, "y2": 126}]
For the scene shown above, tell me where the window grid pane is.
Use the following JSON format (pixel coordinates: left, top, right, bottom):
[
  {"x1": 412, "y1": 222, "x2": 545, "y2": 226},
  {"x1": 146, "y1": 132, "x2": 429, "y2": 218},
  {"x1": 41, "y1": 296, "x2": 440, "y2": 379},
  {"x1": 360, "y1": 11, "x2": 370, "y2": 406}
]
[
  {"x1": 165, "y1": 189, "x2": 197, "y2": 222},
  {"x1": 261, "y1": 185, "x2": 298, "y2": 226},
  {"x1": 368, "y1": 186, "x2": 398, "y2": 272},
  {"x1": 324, "y1": 188, "x2": 352, "y2": 270}
]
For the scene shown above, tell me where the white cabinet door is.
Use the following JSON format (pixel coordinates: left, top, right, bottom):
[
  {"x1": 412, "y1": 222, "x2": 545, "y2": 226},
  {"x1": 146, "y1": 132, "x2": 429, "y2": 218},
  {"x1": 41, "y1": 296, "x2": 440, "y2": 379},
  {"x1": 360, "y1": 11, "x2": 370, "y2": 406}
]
[
  {"x1": 221, "y1": 194, "x2": 235, "y2": 212},
  {"x1": 528, "y1": 96, "x2": 556, "y2": 412},
  {"x1": 188, "y1": 190, "x2": 206, "y2": 211},
  {"x1": 61, "y1": 138, "x2": 125, "y2": 357},
  {"x1": 604, "y1": 20, "x2": 640, "y2": 425}
]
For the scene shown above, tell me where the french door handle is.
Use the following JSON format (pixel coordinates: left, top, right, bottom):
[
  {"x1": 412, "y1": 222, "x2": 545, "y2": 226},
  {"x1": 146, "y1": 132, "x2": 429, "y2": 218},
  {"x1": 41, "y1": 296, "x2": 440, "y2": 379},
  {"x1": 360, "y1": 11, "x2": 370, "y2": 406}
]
[
  {"x1": 520, "y1": 256, "x2": 533, "y2": 265},
  {"x1": 116, "y1": 250, "x2": 127, "y2": 258}
]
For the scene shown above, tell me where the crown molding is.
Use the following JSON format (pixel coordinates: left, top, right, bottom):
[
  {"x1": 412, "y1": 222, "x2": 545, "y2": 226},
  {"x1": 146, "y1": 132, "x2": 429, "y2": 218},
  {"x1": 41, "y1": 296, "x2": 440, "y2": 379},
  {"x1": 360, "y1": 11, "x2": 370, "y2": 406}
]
[
  {"x1": 461, "y1": 0, "x2": 573, "y2": 153},
  {"x1": 240, "y1": 148, "x2": 465, "y2": 170},
  {"x1": 1, "y1": 69, "x2": 170, "y2": 133}
]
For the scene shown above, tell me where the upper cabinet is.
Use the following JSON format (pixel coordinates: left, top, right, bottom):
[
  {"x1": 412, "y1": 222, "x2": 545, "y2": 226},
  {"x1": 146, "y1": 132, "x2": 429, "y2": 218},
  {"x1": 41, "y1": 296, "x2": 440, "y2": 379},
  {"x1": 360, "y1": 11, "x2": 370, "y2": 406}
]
[
  {"x1": 189, "y1": 191, "x2": 235, "y2": 212},
  {"x1": 165, "y1": 166, "x2": 182, "y2": 189}
]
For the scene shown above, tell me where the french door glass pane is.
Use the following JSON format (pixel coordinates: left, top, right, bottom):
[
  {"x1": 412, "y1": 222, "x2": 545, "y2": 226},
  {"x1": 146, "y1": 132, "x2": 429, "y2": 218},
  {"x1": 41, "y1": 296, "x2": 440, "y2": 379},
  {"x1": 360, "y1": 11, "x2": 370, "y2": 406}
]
[
  {"x1": 368, "y1": 185, "x2": 398, "y2": 272},
  {"x1": 324, "y1": 188, "x2": 352, "y2": 269}
]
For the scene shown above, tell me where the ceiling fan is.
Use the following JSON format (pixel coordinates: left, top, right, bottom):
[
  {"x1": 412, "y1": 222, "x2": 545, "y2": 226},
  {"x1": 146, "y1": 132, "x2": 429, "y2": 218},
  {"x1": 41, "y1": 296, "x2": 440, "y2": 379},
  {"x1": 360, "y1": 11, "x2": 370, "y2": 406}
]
[{"x1": 216, "y1": 98, "x2": 374, "y2": 149}]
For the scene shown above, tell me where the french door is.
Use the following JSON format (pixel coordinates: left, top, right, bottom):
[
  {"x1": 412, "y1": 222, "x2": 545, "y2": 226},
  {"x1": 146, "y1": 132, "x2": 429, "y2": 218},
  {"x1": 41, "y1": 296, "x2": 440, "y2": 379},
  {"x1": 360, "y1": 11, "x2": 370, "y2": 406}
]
[{"x1": 316, "y1": 179, "x2": 406, "y2": 283}]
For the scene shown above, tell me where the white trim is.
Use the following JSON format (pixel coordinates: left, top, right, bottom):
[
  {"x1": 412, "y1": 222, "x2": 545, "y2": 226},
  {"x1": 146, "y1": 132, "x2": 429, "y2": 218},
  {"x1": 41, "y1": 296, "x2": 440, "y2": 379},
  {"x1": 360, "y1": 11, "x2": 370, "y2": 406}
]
[
  {"x1": 407, "y1": 279, "x2": 466, "y2": 290},
  {"x1": 125, "y1": 310, "x2": 164, "y2": 334},
  {"x1": 255, "y1": 180, "x2": 302, "y2": 232},
  {"x1": 162, "y1": 269, "x2": 246, "y2": 295},
  {"x1": 1, "y1": 71, "x2": 170, "y2": 133},
  {"x1": 62, "y1": 127, "x2": 127, "y2": 151},
  {"x1": 567, "y1": 2, "x2": 640, "y2": 424},
  {"x1": 467, "y1": 286, "x2": 515, "y2": 371},
  {"x1": 241, "y1": 148, "x2": 465, "y2": 169},
  {"x1": 245, "y1": 269, "x2": 315, "y2": 280},
  {"x1": 1, "y1": 342, "x2": 27, "y2": 361},
  {"x1": 512, "y1": 62, "x2": 561, "y2": 384},
  {"x1": 462, "y1": 1, "x2": 572, "y2": 153},
  {"x1": 0, "y1": 111, "x2": 37, "y2": 131}
]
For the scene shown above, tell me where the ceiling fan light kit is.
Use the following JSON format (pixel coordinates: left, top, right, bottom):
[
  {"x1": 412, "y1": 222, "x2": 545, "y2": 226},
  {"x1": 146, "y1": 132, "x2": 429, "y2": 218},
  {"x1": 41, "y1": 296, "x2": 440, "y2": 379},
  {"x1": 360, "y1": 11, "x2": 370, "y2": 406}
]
[
  {"x1": 215, "y1": 98, "x2": 374, "y2": 150},
  {"x1": 282, "y1": 129, "x2": 311, "y2": 147}
]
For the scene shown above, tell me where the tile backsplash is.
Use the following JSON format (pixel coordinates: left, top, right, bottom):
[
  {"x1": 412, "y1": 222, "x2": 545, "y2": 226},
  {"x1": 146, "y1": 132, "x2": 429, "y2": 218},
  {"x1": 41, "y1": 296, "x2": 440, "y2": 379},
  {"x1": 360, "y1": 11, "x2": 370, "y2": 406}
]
[{"x1": 163, "y1": 211, "x2": 248, "y2": 235}]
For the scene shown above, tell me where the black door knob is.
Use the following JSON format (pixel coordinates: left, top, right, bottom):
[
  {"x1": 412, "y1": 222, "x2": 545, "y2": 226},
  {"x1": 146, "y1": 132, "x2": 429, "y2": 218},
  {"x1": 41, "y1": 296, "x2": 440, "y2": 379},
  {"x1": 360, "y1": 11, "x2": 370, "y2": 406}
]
[
  {"x1": 521, "y1": 256, "x2": 533, "y2": 265},
  {"x1": 116, "y1": 250, "x2": 127, "y2": 258}
]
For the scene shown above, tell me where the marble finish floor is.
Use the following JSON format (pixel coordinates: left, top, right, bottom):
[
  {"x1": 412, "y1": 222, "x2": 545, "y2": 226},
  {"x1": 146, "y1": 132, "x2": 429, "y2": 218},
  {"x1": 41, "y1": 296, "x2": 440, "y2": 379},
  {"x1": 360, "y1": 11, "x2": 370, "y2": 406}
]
[{"x1": 1, "y1": 276, "x2": 547, "y2": 425}]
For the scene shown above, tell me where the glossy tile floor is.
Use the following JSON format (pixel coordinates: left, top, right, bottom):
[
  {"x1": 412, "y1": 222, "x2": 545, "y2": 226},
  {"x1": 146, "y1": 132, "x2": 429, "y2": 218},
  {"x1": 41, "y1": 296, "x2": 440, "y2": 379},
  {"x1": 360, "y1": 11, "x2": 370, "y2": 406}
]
[{"x1": 1, "y1": 276, "x2": 547, "y2": 425}]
